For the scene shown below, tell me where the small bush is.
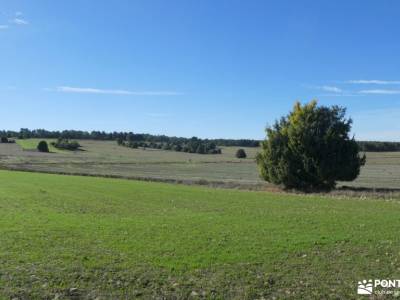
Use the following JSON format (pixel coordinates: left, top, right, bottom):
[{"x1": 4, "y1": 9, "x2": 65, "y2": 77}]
[
  {"x1": 196, "y1": 144, "x2": 206, "y2": 154},
  {"x1": 162, "y1": 143, "x2": 172, "y2": 150},
  {"x1": 128, "y1": 142, "x2": 139, "y2": 148},
  {"x1": 37, "y1": 141, "x2": 49, "y2": 152},
  {"x1": 236, "y1": 149, "x2": 247, "y2": 158},
  {"x1": 117, "y1": 137, "x2": 124, "y2": 145},
  {"x1": 173, "y1": 144, "x2": 182, "y2": 152},
  {"x1": 52, "y1": 138, "x2": 81, "y2": 150},
  {"x1": 1, "y1": 137, "x2": 8, "y2": 143}
]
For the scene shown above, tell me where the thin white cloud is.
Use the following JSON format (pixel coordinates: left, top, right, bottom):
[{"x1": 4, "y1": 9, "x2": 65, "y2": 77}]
[
  {"x1": 11, "y1": 18, "x2": 29, "y2": 25},
  {"x1": 306, "y1": 85, "x2": 343, "y2": 93},
  {"x1": 306, "y1": 85, "x2": 357, "y2": 97},
  {"x1": 15, "y1": 12, "x2": 23, "y2": 17},
  {"x1": 348, "y1": 80, "x2": 400, "y2": 85},
  {"x1": 307, "y1": 81, "x2": 400, "y2": 97},
  {"x1": 320, "y1": 85, "x2": 342, "y2": 93},
  {"x1": 359, "y1": 89, "x2": 400, "y2": 95},
  {"x1": 318, "y1": 93, "x2": 362, "y2": 97},
  {"x1": 0, "y1": 25, "x2": 9, "y2": 29},
  {"x1": 54, "y1": 86, "x2": 183, "y2": 96}
]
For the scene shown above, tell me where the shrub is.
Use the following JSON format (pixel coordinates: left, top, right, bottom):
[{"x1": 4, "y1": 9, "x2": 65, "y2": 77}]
[
  {"x1": 37, "y1": 140, "x2": 49, "y2": 152},
  {"x1": 52, "y1": 138, "x2": 81, "y2": 150},
  {"x1": 117, "y1": 137, "x2": 124, "y2": 145},
  {"x1": 196, "y1": 144, "x2": 206, "y2": 154},
  {"x1": 130, "y1": 142, "x2": 139, "y2": 148},
  {"x1": 1, "y1": 137, "x2": 8, "y2": 143},
  {"x1": 235, "y1": 149, "x2": 247, "y2": 158},
  {"x1": 162, "y1": 143, "x2": 172, "y2": 150},
  {"x1": 173, "y1": 144, "x2": 182, "y2": 152},
  {"x1": 256, "y1": 101, "x2": 366, "y2": 191}
]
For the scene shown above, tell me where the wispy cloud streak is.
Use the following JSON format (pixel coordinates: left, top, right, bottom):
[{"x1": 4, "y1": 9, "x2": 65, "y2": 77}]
[
  {"x1": 359, "y1": 89, "x2": 400, "y2": 95},
  {"x1": 318, "y1": 93, "x2": 362, "y2": 97},
  {"x1": 348, "y1": 80, "x2": 400, "y2": 85},
  {"x1": 320, "y1": 85, "x2": 342, "y2": 93},
  {"x1": 306, "y1": 85, "x2": 343, "y2": 93},
  {"x1": 11, "y1": 18, "x2": 29, "y2": 25},
  {"x1": 54, "y1": 86, "x2": 183, "y2": 96}
]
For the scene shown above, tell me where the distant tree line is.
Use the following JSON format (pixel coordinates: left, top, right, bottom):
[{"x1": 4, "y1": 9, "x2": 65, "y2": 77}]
[
  {"x1": 0, "y1": 128, "x2": 260, "y2": 147},
  {"x1": 206, "y1": 139, "x2": 260, "y2": 147},
  {"x1": 0, "y1": 129, "x2": 120, "y2": 140},
  {"x1": 1, "y1": 128, "x2": 399, "y2": 152},
  {"x1": 357, "y1": 141, "x2": 400, "y2": 152},
  {"x1": 118, "y1": 136, "x2": 222, "y2": 154}
]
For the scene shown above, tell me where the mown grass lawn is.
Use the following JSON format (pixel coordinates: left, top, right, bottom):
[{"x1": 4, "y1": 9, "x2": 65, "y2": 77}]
[{"x1": 1, "y1": 170, "x2": 400, "y2": 299}]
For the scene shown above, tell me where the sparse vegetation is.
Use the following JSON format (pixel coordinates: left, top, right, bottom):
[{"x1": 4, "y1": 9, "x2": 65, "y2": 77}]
[{"x1": 257, "y1": 101, "x2": 366, "y2": 191}]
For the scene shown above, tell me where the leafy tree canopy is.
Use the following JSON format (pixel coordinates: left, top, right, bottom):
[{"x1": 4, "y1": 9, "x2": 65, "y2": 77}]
[{"x1": 256, "y1": 100, "x2": 366, "y2": 191}]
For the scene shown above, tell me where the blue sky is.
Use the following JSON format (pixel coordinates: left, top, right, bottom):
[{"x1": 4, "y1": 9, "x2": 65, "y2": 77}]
[{"x1": 1, "y1": 0, "x2": 400, "y2": 140}]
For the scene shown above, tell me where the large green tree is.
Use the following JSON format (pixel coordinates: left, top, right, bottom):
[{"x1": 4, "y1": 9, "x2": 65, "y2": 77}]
[{"x1": 256, "y1": 101, "x2": 366, "y2": 191}]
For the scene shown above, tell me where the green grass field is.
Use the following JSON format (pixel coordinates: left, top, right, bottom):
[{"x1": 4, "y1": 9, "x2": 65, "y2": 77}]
[{"x1": 1, "y1": 170, "x2": 400, "y2": 299}]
